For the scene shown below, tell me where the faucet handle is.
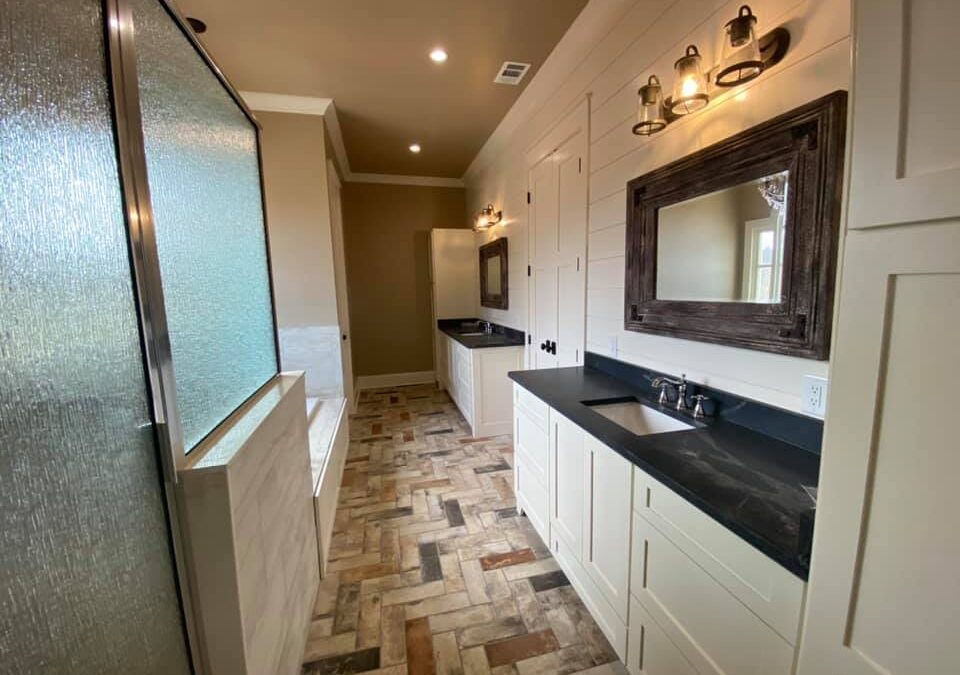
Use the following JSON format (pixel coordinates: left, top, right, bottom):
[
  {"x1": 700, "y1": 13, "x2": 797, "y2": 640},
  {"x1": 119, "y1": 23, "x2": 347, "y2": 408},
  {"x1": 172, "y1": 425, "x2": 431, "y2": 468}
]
[{"x1": 692, "y1": 394, "x2": 710, "y2": 419}]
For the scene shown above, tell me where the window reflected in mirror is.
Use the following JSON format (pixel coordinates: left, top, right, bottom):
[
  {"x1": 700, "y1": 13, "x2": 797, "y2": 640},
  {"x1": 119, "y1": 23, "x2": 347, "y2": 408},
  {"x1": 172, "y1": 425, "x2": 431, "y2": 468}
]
[{"x1": 655, "y1": 170, "x2": 788, "y2": 303}]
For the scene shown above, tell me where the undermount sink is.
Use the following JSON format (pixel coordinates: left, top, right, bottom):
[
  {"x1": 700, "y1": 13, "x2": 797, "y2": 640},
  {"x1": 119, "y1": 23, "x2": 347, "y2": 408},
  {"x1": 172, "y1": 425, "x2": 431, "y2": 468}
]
[{"x1": 585, "y1": 398, "x2": 694, "y2": 436}]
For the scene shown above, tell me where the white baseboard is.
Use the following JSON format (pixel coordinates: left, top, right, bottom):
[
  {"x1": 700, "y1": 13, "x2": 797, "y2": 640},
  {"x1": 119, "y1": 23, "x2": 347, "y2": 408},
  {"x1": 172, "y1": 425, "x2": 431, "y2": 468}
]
[{"x1": 355, "y1": 370, "x2": 436, "y2": 391}]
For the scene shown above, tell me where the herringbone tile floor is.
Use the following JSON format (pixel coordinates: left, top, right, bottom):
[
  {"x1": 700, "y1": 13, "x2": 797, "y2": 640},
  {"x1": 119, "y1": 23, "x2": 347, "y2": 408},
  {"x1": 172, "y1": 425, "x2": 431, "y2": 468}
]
[{"x1": 301, "y1": 383, "x2": 627, "y2": 675}]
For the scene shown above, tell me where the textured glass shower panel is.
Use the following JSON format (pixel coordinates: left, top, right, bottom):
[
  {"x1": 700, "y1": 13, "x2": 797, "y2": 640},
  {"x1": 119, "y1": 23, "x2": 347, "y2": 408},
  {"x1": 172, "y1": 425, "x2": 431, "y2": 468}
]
[
  {"x1": 133, "y1": 0, "x2": 278, "y2": 451},
  {"x1": 0, "y1": 1, "x2": 191, "y2": 673}
]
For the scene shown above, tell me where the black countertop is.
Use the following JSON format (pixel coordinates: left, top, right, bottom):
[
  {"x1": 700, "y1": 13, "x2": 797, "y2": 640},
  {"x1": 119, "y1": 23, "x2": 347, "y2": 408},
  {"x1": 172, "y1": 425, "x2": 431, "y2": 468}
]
[
  {"x1": 438, "y1": 318, "x2": 525, "y2": 349},
  {"x1": 509, "y1": 358, "x2": 821, "y2": 579}
]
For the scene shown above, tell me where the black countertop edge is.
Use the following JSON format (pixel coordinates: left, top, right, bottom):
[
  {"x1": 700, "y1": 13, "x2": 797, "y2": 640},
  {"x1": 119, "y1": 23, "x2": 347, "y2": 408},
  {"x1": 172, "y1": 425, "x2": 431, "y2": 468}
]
[
  {"x1": 438, "y1": 318, "x2": 526, "y2": 349},
  {"x1": 508, "y1": 361, "x2": 821, "y2": 579}
]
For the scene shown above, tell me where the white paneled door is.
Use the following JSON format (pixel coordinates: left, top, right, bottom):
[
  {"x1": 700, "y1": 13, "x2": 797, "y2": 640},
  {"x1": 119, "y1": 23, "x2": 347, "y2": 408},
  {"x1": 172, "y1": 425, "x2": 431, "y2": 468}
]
[
  {"x1": 527, "y1": 100, "x2": 588, "y2": 369},
  {"x1": 797, "y1": 2, "x2": 960, "y2": 673}
]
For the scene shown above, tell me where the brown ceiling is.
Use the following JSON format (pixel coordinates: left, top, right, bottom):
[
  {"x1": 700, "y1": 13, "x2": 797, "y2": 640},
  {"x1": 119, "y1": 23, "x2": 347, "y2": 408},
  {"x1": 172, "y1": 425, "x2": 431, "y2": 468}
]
[{"x1": 176, "y1": 0, "x2": 589, "y2": 178}]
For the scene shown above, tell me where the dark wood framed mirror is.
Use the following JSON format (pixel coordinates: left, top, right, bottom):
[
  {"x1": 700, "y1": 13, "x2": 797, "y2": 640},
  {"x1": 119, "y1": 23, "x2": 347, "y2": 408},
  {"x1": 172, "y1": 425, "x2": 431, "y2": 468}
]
[
  {"x1": 479, "y1": 237, "x2": 509, "y2": 310},
  {"x1": 624, "y1": 91, "x2": 847, "y2": 360}
]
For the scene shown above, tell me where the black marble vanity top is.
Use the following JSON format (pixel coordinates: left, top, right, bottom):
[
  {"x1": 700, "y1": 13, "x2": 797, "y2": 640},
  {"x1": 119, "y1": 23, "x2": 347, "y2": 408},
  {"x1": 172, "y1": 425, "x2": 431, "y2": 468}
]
[
  {"x1": 438, "y1": 318, "x2": 525, "y2": 349},
  {"x1": 508, "y1": 353, "x2": 822, "y2": 579}
]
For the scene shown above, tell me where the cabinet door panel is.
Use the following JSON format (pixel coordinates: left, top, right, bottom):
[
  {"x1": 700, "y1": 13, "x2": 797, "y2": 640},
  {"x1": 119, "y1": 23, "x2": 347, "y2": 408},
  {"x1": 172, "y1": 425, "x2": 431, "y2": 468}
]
[
  {"x1": 632, "y1": 516, "x2": 794, "y2": 675},
  {"x1": 550, "y1": 411, "x2": 585, "y2": 552},
  {"x1": 632, "y1": 468, "x2": 804, "y2": 644},
  {"x1": 627, "y1": 598, "x2": 699, "y2": 675},
  {"x1": 584, "y1": 434, "x2": 632, "y2": 621}
]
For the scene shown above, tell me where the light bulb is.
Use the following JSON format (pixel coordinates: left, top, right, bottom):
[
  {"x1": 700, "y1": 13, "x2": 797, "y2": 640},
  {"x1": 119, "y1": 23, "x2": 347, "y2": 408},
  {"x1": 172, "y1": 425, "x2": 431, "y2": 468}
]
[{"x1": 681, "y1": 77, "x2": 700, "y2": 98}]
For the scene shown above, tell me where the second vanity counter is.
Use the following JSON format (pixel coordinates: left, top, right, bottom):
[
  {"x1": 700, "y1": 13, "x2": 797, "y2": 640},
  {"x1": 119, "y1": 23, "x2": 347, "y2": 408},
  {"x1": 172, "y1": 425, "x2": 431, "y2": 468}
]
[
  {"x1": 509, "y1": 354, "x2": 821, "y2": 579},
  {"x1": 438, "y1": 318, "x2": 526, "y2": 349},
  {"x1": 435, "y1": 319, "x2": 524, "y2": 437}
]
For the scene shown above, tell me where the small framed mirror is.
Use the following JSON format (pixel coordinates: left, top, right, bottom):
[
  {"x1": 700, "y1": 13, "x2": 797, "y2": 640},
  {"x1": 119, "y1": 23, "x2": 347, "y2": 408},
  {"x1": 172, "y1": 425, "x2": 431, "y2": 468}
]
[
  {"x1": 625, "y1": 91, "x2": 847, "y2": 359},
  {"x1": 479, "y1": 238, "x2": 508, "y2": 310}
]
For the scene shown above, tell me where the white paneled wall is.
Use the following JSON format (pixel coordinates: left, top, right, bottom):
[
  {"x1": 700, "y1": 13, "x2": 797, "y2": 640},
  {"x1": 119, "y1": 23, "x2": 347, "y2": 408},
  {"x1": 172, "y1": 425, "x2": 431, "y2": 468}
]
[{"x1": 465, "y1": 0, "x2": 851, "y2": 412}]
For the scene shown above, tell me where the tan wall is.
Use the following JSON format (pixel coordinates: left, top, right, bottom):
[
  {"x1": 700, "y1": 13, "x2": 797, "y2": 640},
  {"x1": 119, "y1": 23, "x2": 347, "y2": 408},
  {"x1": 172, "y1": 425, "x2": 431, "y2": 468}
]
[
  {"x1": 342, "y1": 183, "x2": 467, "y2": 377},
  {"x1": 464, "y1": 0, "x2": 851, "y2": 413},
  {"x1": 259, "y1": 111, "x2": 338, "y2": 328}
]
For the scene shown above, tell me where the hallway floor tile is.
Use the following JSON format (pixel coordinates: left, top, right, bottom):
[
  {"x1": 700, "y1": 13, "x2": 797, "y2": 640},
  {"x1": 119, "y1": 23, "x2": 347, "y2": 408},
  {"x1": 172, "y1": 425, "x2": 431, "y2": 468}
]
[{"x1": 301, "y1": 383, "x2": 625, "y2": 675}]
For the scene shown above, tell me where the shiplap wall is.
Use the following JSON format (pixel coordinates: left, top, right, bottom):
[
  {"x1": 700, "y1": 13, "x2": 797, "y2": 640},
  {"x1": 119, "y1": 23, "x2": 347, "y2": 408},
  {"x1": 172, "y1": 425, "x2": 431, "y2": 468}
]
[{"x1": 465, "y1": 0, "x2": 851, "y2": 412}]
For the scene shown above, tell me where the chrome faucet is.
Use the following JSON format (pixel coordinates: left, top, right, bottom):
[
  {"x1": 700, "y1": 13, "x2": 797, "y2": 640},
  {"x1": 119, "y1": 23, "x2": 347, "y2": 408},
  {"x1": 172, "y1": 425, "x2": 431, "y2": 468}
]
[{"x1": 651, "y1": 373, "x2": 687, "y2": 410}]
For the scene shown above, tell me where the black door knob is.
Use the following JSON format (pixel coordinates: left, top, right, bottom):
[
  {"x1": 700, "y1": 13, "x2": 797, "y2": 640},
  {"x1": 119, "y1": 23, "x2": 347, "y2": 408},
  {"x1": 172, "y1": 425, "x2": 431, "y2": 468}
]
[{"x1": 540, "y1": 342, "x2": 547, "y2": 351}]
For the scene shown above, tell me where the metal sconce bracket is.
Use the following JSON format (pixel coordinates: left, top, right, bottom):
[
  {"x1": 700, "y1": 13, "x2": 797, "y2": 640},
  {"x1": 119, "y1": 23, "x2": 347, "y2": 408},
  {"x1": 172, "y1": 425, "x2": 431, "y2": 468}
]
[{"x1": 648, "y1": 26, "x2": 791, "y2": 127}]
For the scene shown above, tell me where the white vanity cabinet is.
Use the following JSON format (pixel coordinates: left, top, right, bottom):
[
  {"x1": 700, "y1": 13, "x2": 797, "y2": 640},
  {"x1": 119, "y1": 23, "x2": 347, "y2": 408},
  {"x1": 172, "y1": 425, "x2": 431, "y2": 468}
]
[
  {"x1": 439, "y1": 331, "x2": 522, "y2": 438},
  {"x1": 511, "y1": 382, "x2": 807, "y2": 675},
  {"x1": 525, "y1": 398, "x2": 632, "y2": 658}
]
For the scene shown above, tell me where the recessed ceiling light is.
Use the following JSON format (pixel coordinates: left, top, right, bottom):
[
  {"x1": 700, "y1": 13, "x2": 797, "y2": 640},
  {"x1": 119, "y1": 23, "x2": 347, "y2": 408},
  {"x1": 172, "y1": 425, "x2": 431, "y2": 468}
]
[
  {"x1": 429, "y1": 48, "x2": 448, "y2": 63},
  {"x1": 409, "y1": 143, "x2": 422, "y2": 154}
]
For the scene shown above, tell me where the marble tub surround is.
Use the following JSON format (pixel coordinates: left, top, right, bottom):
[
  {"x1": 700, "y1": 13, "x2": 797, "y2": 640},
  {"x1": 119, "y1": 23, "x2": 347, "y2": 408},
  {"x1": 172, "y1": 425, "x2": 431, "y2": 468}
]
[
  {"x1": 301, "y1": 383, "x2": 625, "y2": 675},
  {"x1": 280, "y1": 325, "x2": 345, "y2": 398},
  {"x1": 180, "y1": 373, "x2": 319, "y2": 675},
  {"x1": 438, "y1": 318, "x2": 525, "y2": 349},
  {"x1": 509, "y1": 354, "x2": 821, "y2": 578}
]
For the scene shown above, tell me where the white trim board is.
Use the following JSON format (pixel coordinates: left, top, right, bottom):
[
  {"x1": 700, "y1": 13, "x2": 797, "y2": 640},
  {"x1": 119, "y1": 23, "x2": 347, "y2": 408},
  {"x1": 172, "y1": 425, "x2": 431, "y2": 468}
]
[
  {"x1": 355, "y1": 371, "x2": 436, "y2": 390},
  {"x1": 240, "y1": 91, "x2": 333, "y2": 116},
  {"x1": 240, "y1": 91, "x2": 464, "y2": 189}
]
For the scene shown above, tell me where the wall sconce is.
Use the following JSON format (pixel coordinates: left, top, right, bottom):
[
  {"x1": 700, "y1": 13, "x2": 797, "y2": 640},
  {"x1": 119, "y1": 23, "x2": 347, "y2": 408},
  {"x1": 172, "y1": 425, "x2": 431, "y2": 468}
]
[
  {"x1": 475, "y1": 203, "x2": 502, "y2": 231},
  {"x1": 716, "y1": 5, "x2": 762, "y2": 86},
  {"x1": 669, "y1": 45, "x2": 709, "y2": 116},
  {"x1": 632, "y1": 75, "x2": 667, "y2": 136},
  {"x1": 632, "y1": 6, "x2": 790, "y2": 136}
]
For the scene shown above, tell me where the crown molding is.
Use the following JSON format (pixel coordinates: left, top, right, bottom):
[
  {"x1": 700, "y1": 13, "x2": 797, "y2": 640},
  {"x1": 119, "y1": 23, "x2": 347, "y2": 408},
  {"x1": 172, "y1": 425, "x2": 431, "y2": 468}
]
[
  {"x1": 322, "y1": 102, "x2": 351, "y2": 180},
  {"x1": 347, "y1": 173, "x2": 464, "y2": 188},
  {"x1": 241, "y1": 91, "x2": 462, "y2": 188}
]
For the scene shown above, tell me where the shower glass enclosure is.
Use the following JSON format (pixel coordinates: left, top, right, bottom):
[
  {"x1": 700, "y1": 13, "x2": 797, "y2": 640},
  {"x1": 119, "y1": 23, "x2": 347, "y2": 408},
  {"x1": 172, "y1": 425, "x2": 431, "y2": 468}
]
[{"x1": 0, "y1": 0, "x2": 279, "y2": 672}]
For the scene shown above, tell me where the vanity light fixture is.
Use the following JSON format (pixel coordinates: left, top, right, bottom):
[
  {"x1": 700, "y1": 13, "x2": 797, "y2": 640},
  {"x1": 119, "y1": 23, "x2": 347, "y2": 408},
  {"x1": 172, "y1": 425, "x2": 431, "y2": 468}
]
[
  {"x1": 633, "y1": 75, "x2": 667, "y2": 136},
  {"x1": 632, "y1": 10, "x2": 791, "y2": 136},
  {"x1": 669, "y1": 45, "x2": 709, "y2": 115},
  {"x1": 716, "y1": 5, "x2": 763, "y2": 87},
  {"x1": 475, "y1": 204, "x2": 502, "y2": 231},
  {"x1": 429, "y1": 48, "x2": 448, "y2": 63},
  {"x1": 409, "y1": 142, "x2": 421, "y2": 154}
]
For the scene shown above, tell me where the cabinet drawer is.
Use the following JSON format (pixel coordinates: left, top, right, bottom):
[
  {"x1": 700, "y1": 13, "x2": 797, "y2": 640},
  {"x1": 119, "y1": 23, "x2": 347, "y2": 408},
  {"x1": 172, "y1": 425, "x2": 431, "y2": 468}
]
[
  {"x1": 632, "y1": 468, "x2": 804, "y2": 644},
  {"x1": 514, "y1": 408, "x2": 549, "y2": 485},
  {"x1": 627, "y1": 597, "x2": 698, "y2": 675},
  {"x1": 514, "y1": 383, "x2": 548, "y2": 430},
  {"x1": 631, "y1": 515, "x2": 795, "y2": 675}
]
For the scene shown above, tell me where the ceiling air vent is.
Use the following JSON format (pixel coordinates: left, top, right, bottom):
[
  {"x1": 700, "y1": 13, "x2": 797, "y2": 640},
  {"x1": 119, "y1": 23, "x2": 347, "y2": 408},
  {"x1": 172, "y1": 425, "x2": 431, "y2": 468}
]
[{"x1": 494, "y1": 61, "x2": 531, "y2": 85}]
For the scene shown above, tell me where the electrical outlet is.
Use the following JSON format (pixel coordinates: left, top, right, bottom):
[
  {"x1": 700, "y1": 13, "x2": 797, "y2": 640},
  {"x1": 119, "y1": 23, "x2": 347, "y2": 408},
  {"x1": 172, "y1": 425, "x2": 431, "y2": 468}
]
[
  {"x1": 802, "y1": 375, "x2": 829, "y2": 418},
  {"x1": 608, "y1": 335, "x2": 618, "y2": 356}
]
